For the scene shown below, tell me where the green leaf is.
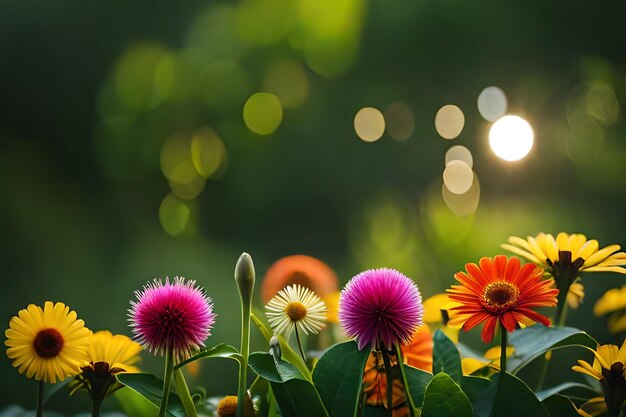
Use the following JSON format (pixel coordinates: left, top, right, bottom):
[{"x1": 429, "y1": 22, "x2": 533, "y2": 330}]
[
  {"x1": 420, "y1": 372, "x2": 473, "y2": 417},
  {"x1": 404, "y1": 365, "x2": 433, "y2": 408},
  {"x1": 473, "y1": 372, "x2": 549, "y2": 417},
  {"x1": 116, "y1": 373, "x2": 186, "y2": 417},
  {"x1": 43, "y1": 379, "x2": 71, "y2": 404},
  {"x1": 460, "y1": 375, "x2": 492, "y2": 404},
  {"x1": 312, "y1": 341, "x2": 370, "y2": 417},
  {"x1": 509, "y1": 326, "x2": 597, "y2": 373},
  {"x1": 249, "y1": 352, "x2": 327, "y2": 417},
  {"x1": 173, "y1": 343, "x2": 243, "y2": 370},
  {"x1": 535, "y1": 382, "x2": 600, "y2": 401},
  {"x1": 542, "y1": 394, "x2": 581, "y2": 417},
  {"x1": 432, "y1": 330, "x2": 462, "y2": 383},
  {"x1": 251, "y1": 313, "x2": 312, "y2": 381},
  {"x1": 115, "y1": 386, "x2": 158, "y2": 417}
]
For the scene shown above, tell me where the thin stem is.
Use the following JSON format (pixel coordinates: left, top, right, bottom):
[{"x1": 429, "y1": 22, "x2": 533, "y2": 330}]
[
  {"x1": 36, "y1": 380, "x2": 44, "y2": 417},
  {"x1": 395, "y1": 344, "x2": 417, "y2": 417},
  {"x1": 500, "y1": 323, "x2": 507, "y2": 375},
  {"x1": 174, "y1": 369, "x2": 197, "y2": 417},
  {"x1": 294, "y1": 325, "x2": 307, "y2": 364},
  {"x1": 237, "y1": 294, "x2": 251, "y2": 417},
  {"x1": 159, "y1": 348, "x2": 175, "y2": 417},
  {"x1": 380, "y1": 349, "x2": 394, "y2": 417},
  {"x1": 557, "y1": 301, "x2": 569, "y2": 327}
]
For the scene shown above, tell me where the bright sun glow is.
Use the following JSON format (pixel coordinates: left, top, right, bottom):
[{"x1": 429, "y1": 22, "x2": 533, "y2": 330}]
[{"x1": 489, "y1": 115, "x2": 534, "y2": 161}]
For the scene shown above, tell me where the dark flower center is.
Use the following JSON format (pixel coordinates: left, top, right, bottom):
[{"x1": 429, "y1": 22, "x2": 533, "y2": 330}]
[
  {"x1": 600, "y1": 361, "x2": 626, "y2": 417},
  {"x1": 285, "y1": 302, "x2": 307, "y2": 321},
  {"x1": 33, "y1": 328, "x2": 64, "y2": 358},
  {"x1": 160, "y1": 306, "x2": 184, "y2": 327},
  {"x1": 482, "y1": 281, "x2": 520, "y2": 311}
]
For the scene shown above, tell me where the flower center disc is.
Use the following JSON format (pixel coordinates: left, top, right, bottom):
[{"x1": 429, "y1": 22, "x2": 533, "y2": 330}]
[
  {"x1": 482, "y1": 281, "x2": 520, "y2": 311},
  {"x1": 285, "y1": 302, "x2": 307, "y2": 321},
  {"x1": 33, "y1": 328, "x2": 64, "y2": 358}
]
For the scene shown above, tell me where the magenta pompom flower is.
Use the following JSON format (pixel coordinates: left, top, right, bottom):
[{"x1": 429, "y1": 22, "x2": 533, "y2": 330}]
[
  {"x1": 129, "y1": 277, "x2": 215, "y2": 361},
  {"x1": 339, "y1": 268, "x2": 423, "y2": 350}
]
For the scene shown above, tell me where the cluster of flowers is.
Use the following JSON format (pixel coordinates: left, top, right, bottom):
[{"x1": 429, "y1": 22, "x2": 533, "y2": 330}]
[{"x1": 5, "y1": 233, "x2": 626, "y2": 417}]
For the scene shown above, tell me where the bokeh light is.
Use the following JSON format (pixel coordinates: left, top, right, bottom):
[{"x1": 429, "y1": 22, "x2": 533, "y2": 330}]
[
  {"x1": 434, "y1": 104, "x2": 465, "y2": 139},
  {"x1": 445, "y1": 145, "x2": 473, "y2": 168},
  {"x1": 443, "y1": 160, "x2": 473, "y2": 194},
  {"x1": 354, "y1": 107, "x2": 385, "y2": 142},
  {"x1": 160, "y1": 133, "x2": 206, "y2": 200},
  {"x1": 384, "y1": 102, "x2": 414, "y2": 141},
  {"x1": 477, "y1": 86, "x2": 507, "y2": 122},
  {"x1": 236, "y1": 0, "x2": 295, "y2": 46},
  {"x1": 442, "y1": 173, "x2": 481, "y2": 216},
  {"x1": 159, "y1": 193, "x2": 190, "y2": 236},
  {"x1": 190, "y1": 128, "x2": 228, "y2": 178},
  {"x1": 488, "y1": 115, "x2": 534, "y2": 161},
  {"x1": 262, "y1": 60, "x2": 309, "y2": 109},
  {"x1": 243, "y1": 92, "x2": 284, "y2": 135}
]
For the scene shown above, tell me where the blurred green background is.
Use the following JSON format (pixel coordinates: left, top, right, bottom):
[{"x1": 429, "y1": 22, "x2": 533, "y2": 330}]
[{"x1": 2, "y1": 0, "x2": 626, "y2": 413}]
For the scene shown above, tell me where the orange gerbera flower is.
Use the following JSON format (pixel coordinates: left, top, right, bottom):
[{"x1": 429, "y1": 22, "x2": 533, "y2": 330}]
[
  {"x1": 447, "y1": 255, "x2": 559, "y2": 343},
  {"x1": 362, "y1": 325, "x2": 433, "y2": 415},
  {"x1": 260, "y1": 255, "x2": 339, "y2": 304}
]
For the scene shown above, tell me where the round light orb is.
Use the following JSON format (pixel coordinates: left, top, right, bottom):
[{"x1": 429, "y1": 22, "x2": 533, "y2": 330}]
[
  {"x1": 442, "y1": 173, "x2": 480, "y2": 216},
  {"x1": 445, "y1": 145, "x2": 473, "y2": 168},
  {"x1": 443, "y1": 160, "x2": 473, "y2": 194},
  {"x1": 435, "y1": 104, "x2": 465, "y2": 139},
  {"x1": 489, "y1": 115, "x2": 534, "y2": 161},
  {"x1": 354, "y1": 107, "x2": 385, "y2": 142},
  {"x1": 477, "y1": 86, "x2": 507, "y2": 122},
  {"x1": 243, "y1": 92, "x2": 283, "y2": 135}
]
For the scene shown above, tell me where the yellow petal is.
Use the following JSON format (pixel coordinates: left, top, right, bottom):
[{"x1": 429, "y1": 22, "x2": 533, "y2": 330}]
[{"x1": 583, "y1": 244, "x2": 621, "y2": 268}]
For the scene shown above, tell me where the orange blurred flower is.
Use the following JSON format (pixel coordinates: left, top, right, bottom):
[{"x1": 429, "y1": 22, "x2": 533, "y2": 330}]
[
  {"x1": 362, "y1": 325, "x2": 433, "y2": 415},
  {"x1": 261, "y1": 255, "x2": 339, "y2": 304}
]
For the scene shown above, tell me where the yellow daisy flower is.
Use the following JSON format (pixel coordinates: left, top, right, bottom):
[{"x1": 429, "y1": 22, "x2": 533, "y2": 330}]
[
  {"x1": 5, "y1": 301, "x2": 90, "y2": 383},
  {"x1": 265, "y1": 284, "x2": 327, "y2": 337},
  {"x1": 572, "y1": 341, "x2": 626, "y2": 417},
  {"x1": 595, "y1": 286, "x2": 626, "y2": 334},
  {"x1": 422, "y1": 293, "x2": 462, "y2": 343},
  {"x1": 502, "y1": 232, "x2": 626, "y2": 274},
  {"x1": 70, "y1": 330, "x2": 142, "y2": 400}
]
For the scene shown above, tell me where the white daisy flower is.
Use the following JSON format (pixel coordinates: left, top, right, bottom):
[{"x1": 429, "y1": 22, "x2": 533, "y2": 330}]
[{"x1": 265, "y1": 284, "x2": 327, "y2": 337}]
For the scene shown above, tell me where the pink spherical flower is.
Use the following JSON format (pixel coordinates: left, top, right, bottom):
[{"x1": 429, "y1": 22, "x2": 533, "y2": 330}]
[
  {"x1": 129, "y1": 277, "x2": 215, "y2": 361},
  {"x1": 339, "y1": 268, "x2": 423, "y2": 350}
]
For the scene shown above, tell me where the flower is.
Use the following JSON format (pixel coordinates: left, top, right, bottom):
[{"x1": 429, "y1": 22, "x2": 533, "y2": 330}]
[
  {"x1": 265, "y1": 284, "x2": 327, "y2": 337},
  {"x1": 323, "y1": 291, "x2": 340, "y2": 324},
  {"x1": 422, "y1": 293, "x2": 462, "y2": 343},
  {"x1": 339, "y1": 268, "x2": 423, "y2": 350},
  {"x1": 261, "y1": 255, "x2": 338, "y2": 304},
  {"x1": 216, "y1": 394, "x2": 254, "y2": 417},
  {"x1": 5, "y1": 301, "x2": 90, "y2": 383},
  {"x1": 595, "y1": 286, "x2": 626, "y2": 334},
  {"x1": 129, "y1": 277, "x2": 215, "y2": 362},
  {"x1": 447, "y1": 255, "x2": 559, "y2": 343},
  {"x1": 69, "y1": 331, "x2": 141, "y2": 399},
  {"x1": 502, "y1": 233, "x2": 626, "y2": 314},
  {"x1": 567, "y1": 282, "x2": 585, "y2": 310},
  {"x1": 573, "y1": 342, "x2": 626, "y2": 417}
]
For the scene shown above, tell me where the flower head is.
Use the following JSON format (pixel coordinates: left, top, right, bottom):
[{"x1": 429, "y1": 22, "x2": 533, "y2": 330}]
[
  {"x1": 216, "y1": 394, "x2": 254, "y2": 417},
  {"x1": 339, "y1": 268, "x2": 423, "y2": 350},
  {"x1": 447, "y1": 255, "x2": 559, "y2": 343},
  {"x1": 129, "y1": 277, "x2": 215, "y2": 362},
  {"x1": 265, "y1": 284, "x2": 327, "y2": 337},
  {"x1": 595, "y1": 285, "x2": 626, "y2": 334},
  {"x1": 573, "y1": 341, "x2": 626, "y2": 417},
  {"x1": 5, "y1": 301, "x2": 90, "y2": 383},
  {"x1": 70, "y1": 330, "x2": 141, "y2": 399},
  {"x1": 261, "y1": 255, "x2": 338, "y2": 304}
]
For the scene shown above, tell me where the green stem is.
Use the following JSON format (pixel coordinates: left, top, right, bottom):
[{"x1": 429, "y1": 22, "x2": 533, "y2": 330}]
[
  {"x1": 380, "y1": 349, "x2": 394, "y2": 417},
  {"x1": 174, "y1": 369, "x2": 197, "y2": 417},
  {"x1": 535, "y1": 355, "x2": 550, "y2": 391},
  {"x1": 294, "y1": 325, "x2": 307, "y2": 364},
  {"x1": 159, "y1": 348, "x2": 175, "y2": 417},
  {"x1": 237, "y1": 296, "x2": 251, "y2": 417},
  {"x1": 91, "y1": 396, "x2": 102, "y2": 417},
  {"x1": 557, "y1": 301, "x2": 569, "y2": 327},
  {"x1": 36, "y1": 380, "x2": 44, "y2": 417},
  {"x1": 500, "y1": 323, "x2": 507, "y2": 375},
  {"x1": 395, "y1": 343, "x2": 417, "y2": 417}
]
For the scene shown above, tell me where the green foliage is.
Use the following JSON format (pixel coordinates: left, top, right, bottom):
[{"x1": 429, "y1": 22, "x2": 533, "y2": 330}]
[
  {"x1": 473, "y1": 372, "x2": 549, "y2": 417},
  {"x1": 535, "y1": 382, "x2": 600, "y2": 401},
  {"x1": 421, "y1": 372, "x2": 473, "y2": 417},
  {"x1": 404, "y1": 365, "x2": 433, "y2": 408},
  {"x1": 432, "y1": 329, "x2": 462, "y2": 383},
  {"x1": 115, "y1": 386, "x2": 159, "y2": 417},
  {"x1": 248, "y1": 352, "x2": 327, "y2": 417},
  {"x1": 542, "y1": 394, "x2": 581, "y2": 417},
  {"x1": 115, "y1": 373, "x2": 186, "y2": 417},
  {"x1": 312, "y1": 341, "x2": 370, "y2": 417},
  {"x1": 509, "y1": 325, "x2": 597, "y2": 373},
  {"x1": 173, "y1": 343, "x2": 243, "y2": 369},
  {"x1": 460, "y1": 376, "x2": 492, "y2": 404}
]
